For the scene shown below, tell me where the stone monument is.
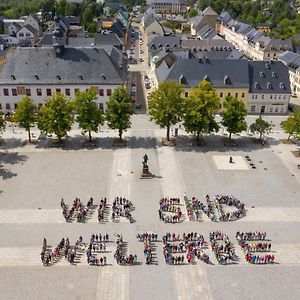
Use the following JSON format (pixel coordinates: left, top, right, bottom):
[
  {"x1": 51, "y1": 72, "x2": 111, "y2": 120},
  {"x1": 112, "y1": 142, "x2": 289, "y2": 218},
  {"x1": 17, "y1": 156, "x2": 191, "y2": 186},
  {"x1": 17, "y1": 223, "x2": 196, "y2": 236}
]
[{"x1": 140, "y1": 154, "x2": 153, "y2": 179}]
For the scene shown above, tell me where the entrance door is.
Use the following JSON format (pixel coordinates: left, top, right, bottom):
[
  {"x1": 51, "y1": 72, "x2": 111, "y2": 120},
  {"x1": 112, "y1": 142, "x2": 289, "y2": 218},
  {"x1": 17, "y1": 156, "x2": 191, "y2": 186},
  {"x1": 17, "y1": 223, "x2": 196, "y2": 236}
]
[{"x1": 260, "y1": 105, "x2": 266, "y2": 114}]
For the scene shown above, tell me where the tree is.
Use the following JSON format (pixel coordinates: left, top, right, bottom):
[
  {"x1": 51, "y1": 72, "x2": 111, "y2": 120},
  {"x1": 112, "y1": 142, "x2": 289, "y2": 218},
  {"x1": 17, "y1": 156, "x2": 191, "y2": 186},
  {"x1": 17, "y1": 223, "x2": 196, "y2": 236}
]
[
  {"x1": 222, "y1": 96, "x2": 247, "y2": 141},
  {"x1": 73, "y1": 89, "x2": 104, "y2": 142},
  {"x1": 148, "y1": 81, "x2": 184, "y2": 141},
  {"x1": 280, "y1": 111, "x2": 300, "y2": 140},
  {"x1": 183, "y1": 80, "x2": 221, "y2": 142},
  {"x1": 106, "y1": 87, "x2": 132, "y2": 140},
  {"x1": 38, "y1": 93, "x2": 74, "y2": 143},
  {"x1": 0, "y1": 112, "x2": 5, "y2": 136},
  {"x1": 13, "y1": 96, "x2": 36, "y2": 143},
  {"x1": 188, "y1": 8, "x2": 198, "y2": 19},
  {"x1": 250, "y1": 116, "x2": 271, "y2": 141},
  {"x1": 55, "y1": 0, "x2": 67, "y2": 16}
]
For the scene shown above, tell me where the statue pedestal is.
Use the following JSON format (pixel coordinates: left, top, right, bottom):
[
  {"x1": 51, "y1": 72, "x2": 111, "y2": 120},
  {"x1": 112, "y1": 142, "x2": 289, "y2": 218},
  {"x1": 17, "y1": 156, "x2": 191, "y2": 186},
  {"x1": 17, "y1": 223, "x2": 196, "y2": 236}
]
[{"x1": 140, "y1": 166, "x2": 153, "y2": 179}]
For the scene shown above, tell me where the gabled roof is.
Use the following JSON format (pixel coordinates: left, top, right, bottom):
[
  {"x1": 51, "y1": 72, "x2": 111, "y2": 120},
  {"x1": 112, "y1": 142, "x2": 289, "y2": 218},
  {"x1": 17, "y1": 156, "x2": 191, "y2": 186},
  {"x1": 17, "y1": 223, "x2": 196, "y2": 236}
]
[
  {"x1": 148, "y1": 36, "x2": 181, "y2": 49},
  {"x1": 197, "y1": 24, "x2": 217, "y2": 39},
  {"x1": 181, "y1": 39, "x2": 233, "y2": 51},
  {"x1": 156, "y1": 58, "x2": 249, "y2": 88},
  {"x1": 22, "y1": 24, "x2": 38, "y2": 34},
  {"x1": 94, "y1": 32, "x2": 123, "y2": 47},
  {"x1": 203, "y1": 6, "x2": 218, "y2": 16},
  {"x1": 0, "y1": 47, "x2": 127, "y2": 85},
  {"x1": 218, "y1": 11, "x2": 232, "y2": 25},
  {"x1": 248, "y1": 61, "x2": 291, "y2": 94}
]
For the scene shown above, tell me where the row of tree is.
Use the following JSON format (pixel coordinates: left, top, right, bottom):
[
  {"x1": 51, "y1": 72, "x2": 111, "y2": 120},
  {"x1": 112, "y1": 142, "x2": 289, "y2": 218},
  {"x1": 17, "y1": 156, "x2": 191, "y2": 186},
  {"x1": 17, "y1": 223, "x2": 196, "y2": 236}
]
[
  {"x1": 0, "y1": 87, "x2": 132, "y2": 143},
  {"x1": 1, "y1": 81, "x2": 300, "y2": 145},
  {"x1": 148, "y1": 80, "x2": 299, "y2": 143}
]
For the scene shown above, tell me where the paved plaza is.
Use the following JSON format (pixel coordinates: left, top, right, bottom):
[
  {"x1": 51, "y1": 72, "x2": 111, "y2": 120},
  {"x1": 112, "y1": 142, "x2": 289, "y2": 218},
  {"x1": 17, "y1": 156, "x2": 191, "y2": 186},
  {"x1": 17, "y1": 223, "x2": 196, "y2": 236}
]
[{"x1": 0, "y1": 115, "x2": 300, "y2": 300}]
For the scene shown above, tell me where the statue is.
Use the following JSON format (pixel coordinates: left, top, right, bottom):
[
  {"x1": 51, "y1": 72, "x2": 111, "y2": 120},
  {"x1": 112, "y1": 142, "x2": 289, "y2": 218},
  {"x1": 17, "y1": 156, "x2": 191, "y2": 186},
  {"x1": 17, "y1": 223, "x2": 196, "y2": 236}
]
[
  {"x1": 141, "y1": 154, "x2": 152, "y2": 179},
  {"x1": 142, "y1": 154, "x2": 148, "y2": 168}
]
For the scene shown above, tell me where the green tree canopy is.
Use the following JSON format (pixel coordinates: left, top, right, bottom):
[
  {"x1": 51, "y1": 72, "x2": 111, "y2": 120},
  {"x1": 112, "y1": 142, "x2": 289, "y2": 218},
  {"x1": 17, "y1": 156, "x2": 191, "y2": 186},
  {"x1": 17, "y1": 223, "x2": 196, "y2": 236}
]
[
  {"x1": 183, "y1": 80, "x2": 221, "y2": 142},
  {"x1": 250, "y1": 116, "x2": 272, "y2": 141},
  {"x1": 188, "y1": 8, "x2": 198, "y2": 19},
  {"x1": 106, "y1": 87, "x2": 132, "y2": 140},
  {"x1": 148, "y1": 81, "x2": 184, "y2": 141},
  {"x1": 38, "y1": 93, "x2": 74, "y2": 142},
  {"x1": 0, "y1": 112, "x2": 5, "y2": 135},
  {"x1": 222, "y1": 96, "x2": 247, "y2": 141},
  {"x1": 13, "y1": 96, "x2": 36, "y2": 143},
  {"x1": 280, "y1": 111, "x2": 300, "y2": 140},
  {"x1": 73, "y1": 89, "x2": 104, "y2": 142}
]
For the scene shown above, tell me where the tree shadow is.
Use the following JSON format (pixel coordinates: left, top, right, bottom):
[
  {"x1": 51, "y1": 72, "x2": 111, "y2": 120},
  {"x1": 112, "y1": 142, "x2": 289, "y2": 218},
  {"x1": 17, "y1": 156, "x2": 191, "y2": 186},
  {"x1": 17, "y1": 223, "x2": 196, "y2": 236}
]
[
  {"x1": 0, "y1": 151, "x2": 28, "y2": 180},
  {"x1": 0, "y1": 138, "x2": 27, "y2": 150},
  {"x1": 174, "y1": 134, "x2": 280, "y2": 153}
]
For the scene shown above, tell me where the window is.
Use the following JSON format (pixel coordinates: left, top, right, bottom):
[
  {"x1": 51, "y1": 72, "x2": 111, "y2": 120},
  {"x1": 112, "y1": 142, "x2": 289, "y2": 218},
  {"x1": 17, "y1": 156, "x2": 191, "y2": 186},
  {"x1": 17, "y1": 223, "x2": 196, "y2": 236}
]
[
  {"x1": 278, "y1": 95, "x2": 281, "y2": 100},
  {"x1": 46, "y1": 89, "x2": 52, "y2": 96},
  {"x1": 250, "y1": 105, "x2": 256, "y2": 113},
  {"x1": 242, "y1": 93, "x2": 245, "y2": 98},
  {"x1": 3, "y1": 89, "x2": 9, "y2": 96},
  {"x1": 25, "y1": 89, "x2": 31, "y2": 96},
  {"x1": 270, "y1": 95, "x2": 273, "y2": 99},
  {"x1": 12, "y1": 88, "x2": 17, "y2": 96},
  {"x1": 280, "y1": 106, "x2": 284, "y2": 113},
  {"x1": 269, "y1": 106, "x2": 273, "y2": 113},
  {"x1": 283, "y1": 95, "x2": 286, "y2": 100},
  {"x1": 252, "y1": 95, "x2": 255, "y2": 99},
  {"x1": 65, "y1": 88, "x2": 70, "y2": 96},
  {"x1": 274, "y1": 106, "x2": 279, "y2": 113},
  {"x1": 36, "y1": 88, "x2": 42, "y2": 96},
  {"x1": 261, "y1": 95, "x2": 264, "y2": 100},
  {"x1": 6, "y1": 103, "x2": 11, "y2": 110},
  {"x1": 19, "y1": 32, "x2": 24, "y2": 37},
  {"x1": 26, "y1": 33, "x2": 31, "y2": 37},
  {"x1": 14, "y1": 103, "x2": 18, "y2": 109},
  {"x1": 107, "y1": 89, "x2": 112, "y2": 96},
  {"x1": 274, "y1": 95, "x2": 277, "y2": 100},
  {"x1": 185, "y1": 92, "x2": 188, "y2": 97},
  {"x1": 99, "y1": 89, "x2": 104, "y2": 96},
  {"x1": 99, "y1": 103, "x2": 104, "y2": 110},
  {"x1": 227, "y1": 92, "x2": 231, "y2": 96},
  {"x1": 235, "y1": 93, "x2": 238, "y2": 97},
  {"x1": 0, "y1": 104, "x2": 2, "y2": 110},
  {"x1": 56, "y1": 89, "x2": 61, "y2": 94},
  {"x1": 220, "y1": 92, "x2": 223, "y2": 97},
  {"x1": 75, "y1": 88, "x2": 79, "y2": 94}
]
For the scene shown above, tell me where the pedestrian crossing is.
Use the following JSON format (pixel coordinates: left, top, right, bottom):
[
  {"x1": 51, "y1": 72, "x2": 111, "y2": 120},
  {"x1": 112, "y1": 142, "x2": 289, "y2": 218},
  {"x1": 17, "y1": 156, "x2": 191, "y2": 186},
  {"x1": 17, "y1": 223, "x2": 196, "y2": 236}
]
[{"x1": 156, "y1": 144, "x2": 188, "y2": 221}]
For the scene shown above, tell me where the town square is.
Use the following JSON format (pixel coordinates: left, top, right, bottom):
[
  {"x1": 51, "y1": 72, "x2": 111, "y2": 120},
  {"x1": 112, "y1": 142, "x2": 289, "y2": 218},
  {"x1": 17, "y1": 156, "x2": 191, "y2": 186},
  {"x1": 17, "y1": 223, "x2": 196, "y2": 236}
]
[{"x1": 1, "y1": 114, "x2": 300, "y2": 300}]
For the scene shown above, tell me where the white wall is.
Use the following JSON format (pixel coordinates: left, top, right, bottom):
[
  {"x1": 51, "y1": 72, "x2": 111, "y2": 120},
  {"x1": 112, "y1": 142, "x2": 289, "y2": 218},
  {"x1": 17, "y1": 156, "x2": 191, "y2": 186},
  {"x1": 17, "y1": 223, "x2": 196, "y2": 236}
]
[{"x1": 0, "y1": 84, "x2": 122, "y2": 112}]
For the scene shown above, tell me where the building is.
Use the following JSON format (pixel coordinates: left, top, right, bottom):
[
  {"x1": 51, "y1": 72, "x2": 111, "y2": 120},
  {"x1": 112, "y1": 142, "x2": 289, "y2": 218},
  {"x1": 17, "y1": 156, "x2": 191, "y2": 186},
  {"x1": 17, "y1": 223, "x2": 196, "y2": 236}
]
[
  {"x1": 190, "y1": 6, "x2": 218, "y2": 36},
  {"x1": 223, "y1": 18, "x2": 293, "y2": 60},
  {"x1": 142, "y1": 8, "x2": 157, "y2": 29},
  {"x1": 153, "y1": 58, "x2": 290, "y2": 114},
  {"x1": 0, "y1": 27, "x2": 127, "y2": 113},
  {"x1": 257, "y1": 23, "x2": 271, "y2": 34},
  {"x1": 149, "y1": 0, "x2": 187, "y2": 14},
  {"x1": 248, "y1": 60, "x2": 291, "y2": 114},
  {"x1": 94, "y1": 32, "x2": 123, "y2": 50},
  {"x1": 279, "y1": 51, "x2": 300, "y2": 97}
]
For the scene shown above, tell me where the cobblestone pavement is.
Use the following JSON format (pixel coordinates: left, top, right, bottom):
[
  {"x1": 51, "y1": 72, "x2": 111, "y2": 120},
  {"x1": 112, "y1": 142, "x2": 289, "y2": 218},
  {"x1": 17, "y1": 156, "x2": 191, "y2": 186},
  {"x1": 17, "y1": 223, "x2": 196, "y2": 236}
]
[{"x1": 0, "y1": 116, "x2": 300, "y2": 300}]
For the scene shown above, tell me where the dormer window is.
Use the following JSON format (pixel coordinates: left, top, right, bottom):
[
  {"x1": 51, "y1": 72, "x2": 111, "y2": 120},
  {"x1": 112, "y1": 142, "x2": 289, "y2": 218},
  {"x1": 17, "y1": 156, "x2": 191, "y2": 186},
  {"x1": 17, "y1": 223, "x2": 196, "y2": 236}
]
[
  {"x1": 272, "y1": 72, "x2": 277, "y2": 78},
  {"x1": 224, "y1": 75, "x2": 231, "y2": 85},
  {"x1": 204, "y1": 75, "x2": 211, "y2": 82},
  {"x1": 78, "y1": 74, "x2": 83, "y2": 80},
  {"x1": 267, "y1": 82, "x2": 272, "y2": 89},
  {"x1": 260, "y1": 71, "x2": 265, "y2": 78},
  {"x1": 10, "y1": 75, "x2": 16, "y2": 80},
  {"x1": 56, "y1": 74, "x2": 61, "y2": 80},
  {"x1": 265, "y1": 62, "x2": 270, "y2": 69},
  {"x1": 34, "y1": 74, "x2": 39, "y2": 80},
  {"x1": 279, "y1": 82, "x2": 285, "y2": 89},
  {"x1": 179, "y1": 74, "x2": 185, "y2": 84},
  {"x1": 254, "y1": 82, "x2": 260, "y2": 89},
  {"x1": 101, "y1": 73, "x2": 106, "y2": 80}
]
